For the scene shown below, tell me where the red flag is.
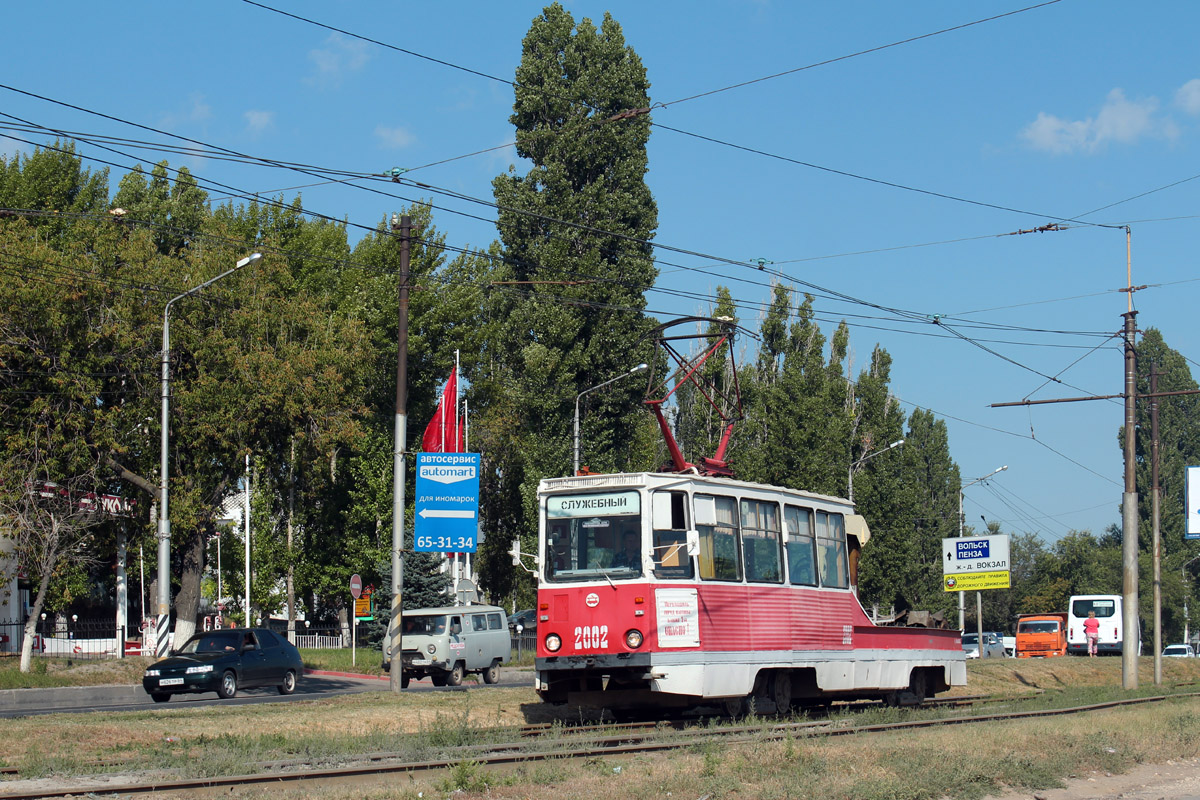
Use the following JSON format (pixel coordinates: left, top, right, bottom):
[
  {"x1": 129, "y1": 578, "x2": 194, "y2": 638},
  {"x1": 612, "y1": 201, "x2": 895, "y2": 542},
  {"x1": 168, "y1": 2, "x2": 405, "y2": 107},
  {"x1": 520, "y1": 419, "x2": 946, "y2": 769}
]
[{"x1": 421, "y1": 368, "x2": 464, "y2": 452}]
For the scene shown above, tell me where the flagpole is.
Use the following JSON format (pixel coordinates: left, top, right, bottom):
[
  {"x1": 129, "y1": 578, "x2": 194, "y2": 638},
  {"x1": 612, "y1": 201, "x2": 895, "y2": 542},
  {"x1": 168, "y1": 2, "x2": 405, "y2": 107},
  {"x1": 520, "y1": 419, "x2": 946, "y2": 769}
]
[
  {"x1": 454, "y1": 350, "x2": 461, "y2": 601},
  {"x1": 455, "y1": 350, "x2": 461, "y2": 450},
  {"x1": 463, "y1": 398, "x2": 470, "y2": 586}
]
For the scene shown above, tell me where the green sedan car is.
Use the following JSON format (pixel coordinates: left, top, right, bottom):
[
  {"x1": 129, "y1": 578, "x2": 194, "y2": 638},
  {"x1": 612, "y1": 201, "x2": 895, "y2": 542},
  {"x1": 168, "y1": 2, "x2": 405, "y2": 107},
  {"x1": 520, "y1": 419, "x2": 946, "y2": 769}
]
[{"x1": 142, "y1": 628, "x2": 303, "y2": 702}]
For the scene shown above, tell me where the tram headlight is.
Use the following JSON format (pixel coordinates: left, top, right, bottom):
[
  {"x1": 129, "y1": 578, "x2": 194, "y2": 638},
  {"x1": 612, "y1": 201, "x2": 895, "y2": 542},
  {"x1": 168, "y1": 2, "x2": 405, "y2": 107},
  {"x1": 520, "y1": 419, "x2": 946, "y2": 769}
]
[
  {"x1": 625, "y1": 629, "x2": 644, "y2": 649},
  {"x1": 545, "y1": 633, "x2": 562, "y2": 652}
]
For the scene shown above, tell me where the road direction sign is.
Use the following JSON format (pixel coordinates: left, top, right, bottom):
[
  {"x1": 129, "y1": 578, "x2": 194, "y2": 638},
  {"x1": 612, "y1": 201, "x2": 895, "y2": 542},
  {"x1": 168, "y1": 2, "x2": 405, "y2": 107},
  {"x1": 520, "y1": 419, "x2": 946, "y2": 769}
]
[
  {"x1": 414, "y1": 453, "x2": 480, "y2": 552},
  {"x1": 1187, "y1": 466, "x2": 1200, "y2": 539},
  {"x1": 941, "y1": 534, "x2": 1010, "y2": 592}
]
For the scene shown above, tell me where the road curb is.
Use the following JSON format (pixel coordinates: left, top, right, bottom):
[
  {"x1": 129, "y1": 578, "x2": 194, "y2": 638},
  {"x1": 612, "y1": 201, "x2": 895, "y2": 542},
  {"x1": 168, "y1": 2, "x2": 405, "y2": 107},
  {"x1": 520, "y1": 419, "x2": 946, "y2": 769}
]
[
  {"x1": 0, "y1": 684, "x2": 148, "y2": 711},
  {"x1": 304, "y1": 668, "x2": 388, "y2": 681}
]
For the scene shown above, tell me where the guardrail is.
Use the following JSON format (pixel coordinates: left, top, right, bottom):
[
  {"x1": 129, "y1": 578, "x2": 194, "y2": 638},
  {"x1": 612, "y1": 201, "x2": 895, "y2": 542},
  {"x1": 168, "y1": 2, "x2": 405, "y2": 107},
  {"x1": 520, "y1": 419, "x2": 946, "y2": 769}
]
[{"x1": 0, "y1": 621, "x2": 541, "y2": 662}]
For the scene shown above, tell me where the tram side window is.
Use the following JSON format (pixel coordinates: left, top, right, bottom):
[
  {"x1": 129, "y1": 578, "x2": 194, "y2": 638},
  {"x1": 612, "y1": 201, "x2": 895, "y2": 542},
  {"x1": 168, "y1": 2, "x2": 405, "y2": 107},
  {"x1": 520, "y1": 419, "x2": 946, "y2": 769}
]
[
  {"x1": 816, "y1": 511, "x2": 849, "y2": 589},
  {"x1": 784, "y1": 505, "x2": 818, "y2": 586},
  {"x1": 740, "y1": 499, "x2": 782, "y2": 583},
  {"x1": 652, "y1": 490, "x2": 694, "y2": 579},
  {"x1": 696, "y1": 495, "x2": 741, "y2": 581}
]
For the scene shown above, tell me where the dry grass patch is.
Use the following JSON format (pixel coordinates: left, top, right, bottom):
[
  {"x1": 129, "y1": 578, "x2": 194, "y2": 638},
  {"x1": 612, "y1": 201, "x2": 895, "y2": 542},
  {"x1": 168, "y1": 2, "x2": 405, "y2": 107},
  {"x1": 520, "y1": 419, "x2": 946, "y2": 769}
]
[
  {"x1": 222, "y1": 696, "x2": 1197, "y2": 800},
  {"x1": 962, "y1": 655, "x2": 1200, "y2": 697},
  {"x1": 0, "y1": 687, "x2": 539, "y2": 771}
]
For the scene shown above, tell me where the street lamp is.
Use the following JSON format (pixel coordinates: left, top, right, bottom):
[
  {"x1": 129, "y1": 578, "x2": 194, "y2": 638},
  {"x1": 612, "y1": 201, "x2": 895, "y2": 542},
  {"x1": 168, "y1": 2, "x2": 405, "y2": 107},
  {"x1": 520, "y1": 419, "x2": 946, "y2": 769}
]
[
  {"x1": 847, "y1": 439, "x2": 904, "y2": 505},
  {"x1": 573, "y1": 363, "x2": 649, "y2": 475},
  {"x1": 958, "y1": 465, "x2": 1007, "y2": 636},
  {"x1": 156, "y1": 252, "x2": 262, "y2": 657}
]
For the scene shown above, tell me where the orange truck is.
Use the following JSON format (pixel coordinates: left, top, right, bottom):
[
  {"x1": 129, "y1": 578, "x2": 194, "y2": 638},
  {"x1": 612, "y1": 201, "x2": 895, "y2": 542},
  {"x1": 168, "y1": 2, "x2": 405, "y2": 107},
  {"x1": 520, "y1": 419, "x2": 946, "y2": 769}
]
[{"x1": 1016, "y1": 612, "x2": 1069, "y2": 658}]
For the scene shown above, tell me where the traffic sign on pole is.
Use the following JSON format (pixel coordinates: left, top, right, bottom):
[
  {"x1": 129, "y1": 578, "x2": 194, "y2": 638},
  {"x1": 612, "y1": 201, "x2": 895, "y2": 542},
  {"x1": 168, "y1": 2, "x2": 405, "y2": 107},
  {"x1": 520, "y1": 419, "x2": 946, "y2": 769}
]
[
  {"x1": 414, "y1": 453, "x2": 480, "y2": 552},
  {"x1": 1187, "y1": 466, "x2": 1200, "y2": 539},
  {"x1": 350, "y1": 574, "x2": 362, "y2": 600},
  {"x1": 942, "y1": 534, "x2": 1011, "y2": 591}
]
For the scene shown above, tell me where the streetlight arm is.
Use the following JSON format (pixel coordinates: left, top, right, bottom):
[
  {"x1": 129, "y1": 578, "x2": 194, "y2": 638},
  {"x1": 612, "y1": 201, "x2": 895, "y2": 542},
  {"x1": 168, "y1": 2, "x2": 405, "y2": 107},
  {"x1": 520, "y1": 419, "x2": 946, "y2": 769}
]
[
  {"x1": 847, "y1": 439, "x2": 903, "y2": 505},
  {"x1": 962, "y1": 464, "x2": 1008, "y2": 491},
  {"x1": 573, "y1": 363, "x2": 648, "y2": 475},
  {"x1": 851, "y1": 439, "x2": 905, "y2": 470},
  {"x1": 165, "y1": 253, "x2": 263, "y2": 313}
]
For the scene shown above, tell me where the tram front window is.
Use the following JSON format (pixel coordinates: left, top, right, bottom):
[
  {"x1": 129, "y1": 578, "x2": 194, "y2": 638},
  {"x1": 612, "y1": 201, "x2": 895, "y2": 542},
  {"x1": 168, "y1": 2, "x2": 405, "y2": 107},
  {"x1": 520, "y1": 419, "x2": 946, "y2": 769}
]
[{"x1": 545, "y1": 491, "x2": 643, "y2": 581}]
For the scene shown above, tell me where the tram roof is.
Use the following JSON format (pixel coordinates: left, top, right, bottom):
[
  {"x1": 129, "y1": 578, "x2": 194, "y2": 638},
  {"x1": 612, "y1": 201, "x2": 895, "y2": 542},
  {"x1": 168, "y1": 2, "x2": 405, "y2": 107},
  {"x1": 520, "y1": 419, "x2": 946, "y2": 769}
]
[{"x1": 539, "y1": 471, "x2": 853, "y2": 509}]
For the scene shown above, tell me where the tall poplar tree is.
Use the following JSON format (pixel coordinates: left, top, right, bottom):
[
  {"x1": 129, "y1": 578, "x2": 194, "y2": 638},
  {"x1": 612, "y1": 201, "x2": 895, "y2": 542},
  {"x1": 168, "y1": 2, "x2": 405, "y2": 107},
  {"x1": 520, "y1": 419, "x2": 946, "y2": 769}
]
[{"x1": 482, "y1": 4, "x2": 659, "y2": 593}]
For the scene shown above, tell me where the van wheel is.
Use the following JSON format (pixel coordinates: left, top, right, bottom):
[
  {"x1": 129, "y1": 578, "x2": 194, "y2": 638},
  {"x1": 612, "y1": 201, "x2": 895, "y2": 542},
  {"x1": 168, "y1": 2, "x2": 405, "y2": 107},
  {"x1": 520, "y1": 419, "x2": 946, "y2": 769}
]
[
  {"x1": 401, "y1": 674, "x2": 410, "y2": 689},
  {"x1": 431, "y1": 672, "x2": 448, "y2": 687},
  {"x1": 482, "y1": 660, "x2": 500, "y2": 685},
  {"x1": 446, "y1": 662, "x2": 465, "y2": 687}
]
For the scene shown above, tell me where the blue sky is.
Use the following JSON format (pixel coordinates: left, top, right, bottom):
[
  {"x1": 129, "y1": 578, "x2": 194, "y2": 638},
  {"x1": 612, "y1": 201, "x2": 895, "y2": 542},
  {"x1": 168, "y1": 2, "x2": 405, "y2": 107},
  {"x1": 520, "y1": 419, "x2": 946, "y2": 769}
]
[{"x1": 3, "y1": 1, "x2": 1198, "y2": 544}]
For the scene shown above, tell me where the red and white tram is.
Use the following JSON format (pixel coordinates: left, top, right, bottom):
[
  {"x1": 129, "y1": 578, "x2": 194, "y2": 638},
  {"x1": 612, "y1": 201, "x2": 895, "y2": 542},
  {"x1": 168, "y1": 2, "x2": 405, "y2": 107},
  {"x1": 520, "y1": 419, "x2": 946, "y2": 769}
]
[
  {"x1": 533, "y1": 472, "x2": 966, "y2": 713},
  {"x1": 532, "y1": 318, "x2": 965, "y2": 714}
]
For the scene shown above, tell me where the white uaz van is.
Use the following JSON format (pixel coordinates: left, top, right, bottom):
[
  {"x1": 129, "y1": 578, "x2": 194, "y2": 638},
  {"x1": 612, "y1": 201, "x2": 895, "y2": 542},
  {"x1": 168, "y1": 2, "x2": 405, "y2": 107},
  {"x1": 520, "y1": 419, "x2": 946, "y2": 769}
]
[{"x1": 382, "y1": 605, "x2": 509, "y2": 687}]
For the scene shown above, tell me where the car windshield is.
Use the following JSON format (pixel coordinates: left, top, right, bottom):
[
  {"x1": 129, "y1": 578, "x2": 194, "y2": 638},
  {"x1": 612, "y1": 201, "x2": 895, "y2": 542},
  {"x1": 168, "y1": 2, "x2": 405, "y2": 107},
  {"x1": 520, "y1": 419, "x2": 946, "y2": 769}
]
[
  {"x1": 962, "y1": 634, "x2": 978, "y2": 645},
  {"x1": 1165, "y1": 646, "x2": 1188, "y2": 655},
  {"x1": 180, "y1": 632, "x2": 240, "y2": 654},
  {"x1": 1019, "y1": 621, "x2": 1060, "y2": 633},
  {"x1": 402, "y1": 615, "x2": 447, "y2": 635}
]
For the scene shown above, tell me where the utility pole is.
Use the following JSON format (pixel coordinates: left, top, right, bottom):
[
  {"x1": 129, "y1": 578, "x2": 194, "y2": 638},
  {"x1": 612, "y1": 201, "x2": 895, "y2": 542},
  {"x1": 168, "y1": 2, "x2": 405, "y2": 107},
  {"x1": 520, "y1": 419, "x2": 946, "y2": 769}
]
[
  {"x1": 1151, "y1": 364, "x2": 1162, "y2": 686},
  {"x1": 388, "y1": 214, "x2": 411, "y2": 694},
  {"x1": 1121, "y1": 310, "x2": 1138, "y2": 690}
]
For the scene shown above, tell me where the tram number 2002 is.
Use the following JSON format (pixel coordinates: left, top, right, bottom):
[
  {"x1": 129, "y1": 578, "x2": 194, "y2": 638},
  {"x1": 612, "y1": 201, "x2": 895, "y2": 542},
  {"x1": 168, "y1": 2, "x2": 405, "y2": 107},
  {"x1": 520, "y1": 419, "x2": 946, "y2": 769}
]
[{"x1": 574, "y1": 625, "x2": 609, "y2": 650}]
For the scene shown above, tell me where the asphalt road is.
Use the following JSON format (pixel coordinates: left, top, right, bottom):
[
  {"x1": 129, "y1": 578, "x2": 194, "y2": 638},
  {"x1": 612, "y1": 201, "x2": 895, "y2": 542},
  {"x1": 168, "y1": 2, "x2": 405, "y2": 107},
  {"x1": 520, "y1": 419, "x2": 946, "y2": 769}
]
[{"x1": 0, "y1": 666, "x2": 534, "y2": 718}]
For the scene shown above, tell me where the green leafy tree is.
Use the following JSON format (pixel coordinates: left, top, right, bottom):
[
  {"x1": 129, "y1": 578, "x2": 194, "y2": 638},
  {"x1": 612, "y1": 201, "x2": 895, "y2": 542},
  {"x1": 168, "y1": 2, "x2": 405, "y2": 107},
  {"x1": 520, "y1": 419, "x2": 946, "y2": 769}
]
[
  {"x1": 484, "y1": 3, "x2": 657, "y2": 520},
  {"x1": 478, "y1": 3, "x2": 659, "y2": 601},
  {"x1": 0, "y1": 141, "x2": 109, "y2": 242},
  {"x1": 859, "y1": 409, "x2": 961, "y2": 617}
]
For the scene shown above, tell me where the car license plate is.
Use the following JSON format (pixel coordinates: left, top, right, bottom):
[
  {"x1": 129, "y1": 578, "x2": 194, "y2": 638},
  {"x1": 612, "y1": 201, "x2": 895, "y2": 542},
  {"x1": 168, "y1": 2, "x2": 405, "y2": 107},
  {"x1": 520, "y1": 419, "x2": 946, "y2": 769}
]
[
  {"x1": 159, "y1": 678, "x2": 184, "y2": 686},
  {"x1": 411, "y1": 658, "x2": 430, "y2": 666}
]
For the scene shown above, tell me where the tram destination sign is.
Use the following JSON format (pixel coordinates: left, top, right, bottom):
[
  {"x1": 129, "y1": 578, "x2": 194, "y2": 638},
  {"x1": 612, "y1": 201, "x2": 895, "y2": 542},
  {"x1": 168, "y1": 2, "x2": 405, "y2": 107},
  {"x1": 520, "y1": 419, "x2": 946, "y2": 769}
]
[
  {"x1": 941, "y1": 533, "x2": 1010, "y2": 592},
  {"x1": 414, "y1": 453, "x2": 480, "y2": 553}
]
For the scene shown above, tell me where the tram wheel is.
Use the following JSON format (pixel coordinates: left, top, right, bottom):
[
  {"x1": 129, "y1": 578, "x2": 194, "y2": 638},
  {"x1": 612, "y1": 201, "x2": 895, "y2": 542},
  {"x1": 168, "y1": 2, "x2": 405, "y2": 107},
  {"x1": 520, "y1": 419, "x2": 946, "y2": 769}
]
[
  {"x1": 771, "y1": 672, "x2": 792, "y2": 714},
  {"x1": 723, "y1": 696, "x2": 747, "y2": 718}
]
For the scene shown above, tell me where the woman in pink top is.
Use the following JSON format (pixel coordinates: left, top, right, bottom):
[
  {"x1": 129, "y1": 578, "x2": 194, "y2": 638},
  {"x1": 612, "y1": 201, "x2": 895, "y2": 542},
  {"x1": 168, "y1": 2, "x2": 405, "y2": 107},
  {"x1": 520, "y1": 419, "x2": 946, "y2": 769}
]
[{"x1": 1083, "y1": 610, "x2": 1100, "y2": 657}]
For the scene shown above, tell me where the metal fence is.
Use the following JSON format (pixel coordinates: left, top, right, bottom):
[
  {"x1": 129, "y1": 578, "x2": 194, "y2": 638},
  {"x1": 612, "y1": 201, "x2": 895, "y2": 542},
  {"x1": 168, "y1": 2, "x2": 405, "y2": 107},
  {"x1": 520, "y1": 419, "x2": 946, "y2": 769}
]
[
  {"x1": 0, "y1": 620, "x2": 540, "y2": 663},
  {"x1": 0, "y1": 620, "x2": 133, "y2": 660},
  {"x1": 282, "y1": 625, "x2": 539, "y2": 662}
]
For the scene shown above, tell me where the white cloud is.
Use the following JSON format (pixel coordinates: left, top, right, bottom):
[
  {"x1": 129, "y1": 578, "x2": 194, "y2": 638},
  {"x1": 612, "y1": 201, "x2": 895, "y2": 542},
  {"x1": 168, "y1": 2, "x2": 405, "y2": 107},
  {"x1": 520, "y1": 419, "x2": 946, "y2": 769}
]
[
  {"x1": 1176, "y1": 79, "x2": 1200, "y2": 115},
  {"x1": 375, "y1": 125, "x2": 415, "y2": 149},
  {"x1": 307, "y1": 34, "x2": 370, "y2": 87},
  {"x1": 1020, "y1": 88, "x2": 1168, "y2": 154},
  {"x1": 244, "y1": 110, "x2": 274, "y2": 134},
  {"x1": 161, "y1": 94, "x2": 212, "y2": 130}
]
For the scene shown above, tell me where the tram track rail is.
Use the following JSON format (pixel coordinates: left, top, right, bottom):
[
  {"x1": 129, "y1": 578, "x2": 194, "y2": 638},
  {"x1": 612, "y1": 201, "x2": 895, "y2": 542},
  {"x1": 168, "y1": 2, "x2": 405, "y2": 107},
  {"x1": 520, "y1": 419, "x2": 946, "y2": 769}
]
[{"x1": 3, "y1": 691, "x2": 1196, "y2": 800}]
